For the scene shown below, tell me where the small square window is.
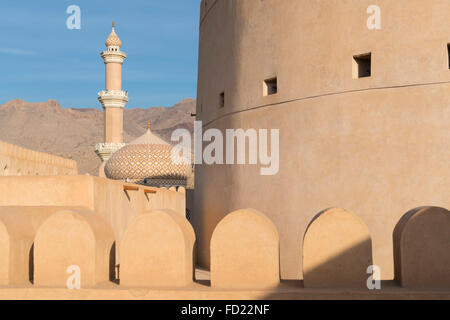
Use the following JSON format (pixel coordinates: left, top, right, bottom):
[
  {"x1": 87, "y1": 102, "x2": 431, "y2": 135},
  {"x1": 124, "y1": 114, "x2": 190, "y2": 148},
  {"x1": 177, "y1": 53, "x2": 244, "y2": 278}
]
[
  {"x1": 263, "y1": 77, "x2": 278, "y2": 96},
  {"x1": 219, "y1": 92, "x2": 225, "y2": 108},
  {"x1": 353, "y1": 53, "x2": 371, "y2": 78}
]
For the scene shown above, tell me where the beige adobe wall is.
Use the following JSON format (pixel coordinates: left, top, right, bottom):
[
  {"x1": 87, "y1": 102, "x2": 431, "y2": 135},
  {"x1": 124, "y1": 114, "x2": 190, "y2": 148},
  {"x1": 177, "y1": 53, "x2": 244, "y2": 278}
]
[
  {"x1": 120, "y1": 209, "x2": 195, "y2": 287},
  {"x1": 0, "y1": 141, "x2": 78, "y2": 177},
  {"x1": 0, "y1": 176, "x2": 186, "y2": 265},
  {"x1": 194, "y1": 0, "x2": 450, "y2": 279}
]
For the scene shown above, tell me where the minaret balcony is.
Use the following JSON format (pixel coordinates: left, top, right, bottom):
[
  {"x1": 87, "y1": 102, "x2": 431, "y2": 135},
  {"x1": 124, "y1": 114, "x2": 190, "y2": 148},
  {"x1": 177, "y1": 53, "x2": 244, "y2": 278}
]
[
  {"x1": 95, "y1": 142, "x2": 126, "y2": 162},
  {"x1": 98, "y1": 90, "x2": 128, "y2": 98},
  {"x1": 101, "y1": 50, "x2": 127, "y2": 64},
  {"x1": 98, "y1": 90, "x2": 129, "y2": 109}
]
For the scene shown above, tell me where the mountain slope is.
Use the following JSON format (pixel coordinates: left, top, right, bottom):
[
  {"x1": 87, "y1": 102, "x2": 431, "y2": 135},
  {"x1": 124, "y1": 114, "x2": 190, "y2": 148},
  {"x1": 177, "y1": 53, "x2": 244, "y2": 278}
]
[{"x1": 0, "y1": 98, "x2": 196, "y2": 175}]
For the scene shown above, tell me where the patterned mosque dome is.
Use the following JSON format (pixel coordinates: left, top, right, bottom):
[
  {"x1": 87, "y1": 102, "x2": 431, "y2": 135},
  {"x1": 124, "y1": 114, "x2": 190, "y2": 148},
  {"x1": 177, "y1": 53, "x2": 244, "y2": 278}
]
[
  {"x1": 105, "y1": 123, "x2": 191, "y2": 187},
  {"x1": 105, "y1": 22, "x2": 122, "y2": 47}
]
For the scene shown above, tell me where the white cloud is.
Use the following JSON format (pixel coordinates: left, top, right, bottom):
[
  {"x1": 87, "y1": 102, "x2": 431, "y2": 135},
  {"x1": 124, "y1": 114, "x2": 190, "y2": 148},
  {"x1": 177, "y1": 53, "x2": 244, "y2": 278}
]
[{"x1": 0, "y1": 48, "x2": 37, "y2": 56}]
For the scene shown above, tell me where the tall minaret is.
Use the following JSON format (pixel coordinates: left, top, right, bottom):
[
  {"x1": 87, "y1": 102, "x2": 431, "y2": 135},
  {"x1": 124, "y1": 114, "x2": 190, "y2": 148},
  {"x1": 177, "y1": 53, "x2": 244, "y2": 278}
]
[{"x1": 95, "y1": 22, "x2": 128, "y2": 163}]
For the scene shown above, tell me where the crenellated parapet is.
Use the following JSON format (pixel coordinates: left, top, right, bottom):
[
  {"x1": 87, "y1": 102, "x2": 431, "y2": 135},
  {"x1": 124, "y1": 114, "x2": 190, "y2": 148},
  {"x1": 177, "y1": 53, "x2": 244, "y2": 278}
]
[
  {"x1": 0, "y1": 179, "x2": 447, "y2": 299},
  {"x1": 0, "y1": 140, "x2": 77, "y2": 177}
]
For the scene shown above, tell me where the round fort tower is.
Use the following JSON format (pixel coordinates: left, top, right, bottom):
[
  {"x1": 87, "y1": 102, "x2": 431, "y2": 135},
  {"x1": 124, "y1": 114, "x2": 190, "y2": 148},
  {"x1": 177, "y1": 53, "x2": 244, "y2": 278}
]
[{"x1": 194, "y1": 0, "x2": 450, "y2": 279}]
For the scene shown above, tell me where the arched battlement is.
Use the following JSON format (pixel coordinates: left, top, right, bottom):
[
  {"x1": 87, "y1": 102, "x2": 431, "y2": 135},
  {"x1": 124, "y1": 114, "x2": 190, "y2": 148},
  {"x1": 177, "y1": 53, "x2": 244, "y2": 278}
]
[
  {"x1": 210, "y1": 209, "x2": 280, "y2": 289},
  {"x1": 0, "y1": 206, "x2": 74, "y2": 285},
  {"x1": 0, "y1": 201, "x2": 444, "y2": 297},
  {"x1": 303, "y1": 208, "x2": 373, "y2": 288},
  {"x1": 393, "y1": 206, "x2": 450, "y2": 288},
  {"x1": 120, "y1": 209, "x2": 195, "y2": 287},
  {"x1": 34, "y1": 209, "x2": 115, "y2": 287}
]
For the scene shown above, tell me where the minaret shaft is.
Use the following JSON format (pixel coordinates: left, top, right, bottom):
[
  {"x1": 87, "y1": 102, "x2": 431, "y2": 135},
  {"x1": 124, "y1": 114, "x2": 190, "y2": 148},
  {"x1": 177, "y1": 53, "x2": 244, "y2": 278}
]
[
  {"x1": 105, "y1": 62, "x2": 122, "y2": 91},
  {"x1": 104, "y1": 108, "x2": 124, "y2": 143}
]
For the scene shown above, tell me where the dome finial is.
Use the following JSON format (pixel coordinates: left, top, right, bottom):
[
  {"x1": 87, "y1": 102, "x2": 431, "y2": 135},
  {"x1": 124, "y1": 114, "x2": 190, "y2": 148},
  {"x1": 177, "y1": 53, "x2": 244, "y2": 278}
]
[
  {"x1": 105, "y1": 22, "x2": 122, "y2": 47},
  {"x1": 147, "y1": 121, "x2": 151, "y2": 131}
]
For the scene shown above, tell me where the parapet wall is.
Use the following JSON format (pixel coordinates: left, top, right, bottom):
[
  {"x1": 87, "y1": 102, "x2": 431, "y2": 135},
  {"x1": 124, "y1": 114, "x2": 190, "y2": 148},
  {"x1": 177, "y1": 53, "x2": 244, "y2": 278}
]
[
  {"x1": 0, "y1": 175, "x2": 188, "y2": 289},
  {"x1": 0, "y1": 176, "x2": 186, "y2": 246},
  {"x1": 0, "y1": 198, "x2": 448, "y2": 298},
  {"x1": 0, "y1": 141, "x2": 77, "y2": 176}
]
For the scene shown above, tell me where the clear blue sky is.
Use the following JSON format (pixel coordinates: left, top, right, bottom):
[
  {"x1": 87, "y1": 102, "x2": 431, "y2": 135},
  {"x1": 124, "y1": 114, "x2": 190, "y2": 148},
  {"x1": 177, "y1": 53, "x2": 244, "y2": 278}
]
[{"x1": 0, "y1": 0, "x2": 200, "y2": 109}]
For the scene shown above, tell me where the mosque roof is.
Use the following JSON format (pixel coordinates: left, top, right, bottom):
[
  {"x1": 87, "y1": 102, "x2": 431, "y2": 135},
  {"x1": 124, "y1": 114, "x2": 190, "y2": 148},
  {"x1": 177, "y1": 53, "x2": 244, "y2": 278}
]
[
  {"x1": 104, "y1": 122, "x2": 191, "y2": 186},
  {"x1": 129, "y1": 123, "x2": 170, "y2": 146}
]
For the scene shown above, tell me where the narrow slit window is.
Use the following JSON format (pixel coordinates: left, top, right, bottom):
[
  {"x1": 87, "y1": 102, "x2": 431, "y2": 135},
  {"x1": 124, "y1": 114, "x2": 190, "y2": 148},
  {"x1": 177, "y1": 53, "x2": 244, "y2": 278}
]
[
  {"x1": 447, "y1": 44, "x2": 450, "y2": 69},
  {"x1": 353, "y1": 53, "x2": 371, "y2": 78},
  {"x1": 264, "y1": 77, "x2": 278, "y2": 96},
  {"x1": 219, "y1": 92, "x2": 225, "y2": 108}
]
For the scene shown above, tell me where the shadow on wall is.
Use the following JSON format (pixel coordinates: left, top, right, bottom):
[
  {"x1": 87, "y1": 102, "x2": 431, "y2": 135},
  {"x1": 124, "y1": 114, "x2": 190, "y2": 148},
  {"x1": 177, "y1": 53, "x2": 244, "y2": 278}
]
[
  {"x1": 393, "y1": 206, "x2": 450, "y2": 288},
  {"x1": 29, "y1": 243, "x2": 34, "y2": 284},
  {"x1": 302, "y1": 240, "x2": 373, "y2": 289},
  {"x1": 262, "y1": 206, "x2": 450, "y2": 299},
  {"x1": 109, "y1": 242, "x2": 118, "y2": 284},
  {"x1": 302, "y1": 208, "x2": 373, "y2": 289}
]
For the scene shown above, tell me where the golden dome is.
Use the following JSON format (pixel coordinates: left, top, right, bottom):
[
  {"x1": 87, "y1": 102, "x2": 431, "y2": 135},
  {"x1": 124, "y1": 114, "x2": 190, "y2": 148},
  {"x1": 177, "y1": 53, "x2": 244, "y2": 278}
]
[
  {"x1": 104, "y1": 126, "x2": 191, "y2": 186},
  {"x1": 105, "y1": 23, "x2": 122, "y2": 47}
]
